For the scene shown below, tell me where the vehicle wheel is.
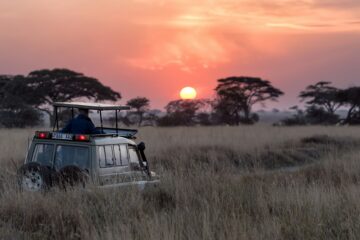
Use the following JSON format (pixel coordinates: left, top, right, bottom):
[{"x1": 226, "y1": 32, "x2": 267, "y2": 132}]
[
  {"x1": 59, "y1": 166, "x2": 89, "y2": 189},
  {"x1": 18, "y1": 163, "x2": 52, "y2": 192}
]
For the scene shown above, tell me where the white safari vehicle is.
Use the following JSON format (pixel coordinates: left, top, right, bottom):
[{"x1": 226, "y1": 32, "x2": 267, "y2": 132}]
[{"x1": 17, "y1": 102, "x2": 159, "y2": 192}]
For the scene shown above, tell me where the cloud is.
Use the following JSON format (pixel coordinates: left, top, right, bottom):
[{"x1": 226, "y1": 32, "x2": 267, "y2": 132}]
[
  {"x1": 116, "y1": 0, "x2": 360, "y2": 72},
  {"x1": 125, "y1": 29, "x2": 233, "y2": 72},
  {"x1": 311, "y1": 0, "x2": 360, "y2": 9},
  {"x1": 1, "y1": 0, "x2": 360, "y2": 74}
]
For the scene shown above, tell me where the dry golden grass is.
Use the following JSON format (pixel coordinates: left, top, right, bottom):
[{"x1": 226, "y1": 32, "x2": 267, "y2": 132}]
[{"x1": 1, "y1": 126, "x2": 360, "y2": 239}]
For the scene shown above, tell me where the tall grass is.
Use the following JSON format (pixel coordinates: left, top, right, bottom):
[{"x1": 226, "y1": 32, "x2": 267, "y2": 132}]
[{"x1": 0, "y1": 126, "x2": 360, "y2": 239}]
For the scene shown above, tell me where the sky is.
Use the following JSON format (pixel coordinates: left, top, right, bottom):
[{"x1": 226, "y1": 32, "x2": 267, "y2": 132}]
[{"x1": 1, "y1": 0, "x2": 360, "y2": 110}]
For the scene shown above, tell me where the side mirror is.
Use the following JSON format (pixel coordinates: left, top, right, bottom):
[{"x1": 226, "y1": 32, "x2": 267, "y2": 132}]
[{"x1": 137, "y1": 142, "x2": 146, "y2": 151}]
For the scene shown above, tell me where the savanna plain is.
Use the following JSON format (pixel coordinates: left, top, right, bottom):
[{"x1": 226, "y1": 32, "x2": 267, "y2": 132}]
[{"x1": 1, "y1": 126, "x2": 360, "y2": 240}]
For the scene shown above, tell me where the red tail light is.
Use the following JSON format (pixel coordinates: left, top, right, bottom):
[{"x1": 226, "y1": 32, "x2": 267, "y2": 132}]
[
  {"x1": 35, "y1": 131, "x2": 51, "y2": 139},
  {"x1": 75, "y1": 134, "x2": 90, "y2": 141}
]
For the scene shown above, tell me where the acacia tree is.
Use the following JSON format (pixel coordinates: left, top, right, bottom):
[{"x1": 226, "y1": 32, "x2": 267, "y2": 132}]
[
  {"x1": 299, "y1": 81, "x2": 342, "y2": 114},
  {"x1": 158, "y1": 99, "x2": 207, "y2": 126},
  {"x1": 338, "y1": 87, "x2": 360, "y2": 124},
  {"x1": 126, "y1": 97, "x2": 150, "y2": 126},
  {"x1": 214, "y1": 77, "x2": 284, "y2": 125},
  {"x1": 3, "y1": 69, "x2": 121, "y2": 124}
]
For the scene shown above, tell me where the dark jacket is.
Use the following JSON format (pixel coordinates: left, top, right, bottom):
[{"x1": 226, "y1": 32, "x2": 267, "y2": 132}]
[{"x1": 61, "y1": 114, "x2": 101, "y2": 134}]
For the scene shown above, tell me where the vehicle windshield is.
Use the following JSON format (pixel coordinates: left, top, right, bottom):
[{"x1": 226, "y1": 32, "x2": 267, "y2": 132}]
[
  {"x1": 54, "y1": 145, "x2": 90, "y2": 171},
  {"x1": 31, "y1": 144, "x2": 54, "y2": 167}
]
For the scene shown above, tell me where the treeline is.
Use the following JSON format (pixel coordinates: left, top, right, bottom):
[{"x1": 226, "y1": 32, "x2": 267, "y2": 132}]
[
  {"x1": 153, "y1": 77, "x2": 284, "y2": 126},
  {"x1": 280, "y1": 82, "x2": 360, "y2": 126},
  {"x1": 0, "y1": 68, "x2": 359, "y2": 128},
  {"x1": 129, "y1": 80, "x2": 360, "y2": 127}
]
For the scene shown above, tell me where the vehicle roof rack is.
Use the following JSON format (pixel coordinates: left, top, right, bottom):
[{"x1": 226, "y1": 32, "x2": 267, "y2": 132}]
[
  {"x1": 52, "y1": 102, "x2": 131, "y2": 135},
  {"x1": 53, "y1": 102, "x2": 130, "y2": 111}
]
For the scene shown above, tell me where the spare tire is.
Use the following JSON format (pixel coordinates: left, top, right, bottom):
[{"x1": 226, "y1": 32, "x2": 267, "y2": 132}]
[
  {"x1": 59, "y1": 165, "x2": 89, "y2": 189},
  {"x1": 18, "y1": 162, "x2": 52, "y2": 192}
]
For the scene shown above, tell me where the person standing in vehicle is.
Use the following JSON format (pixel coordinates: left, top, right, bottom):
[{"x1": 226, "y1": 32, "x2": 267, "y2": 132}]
[{"x1": 61, "y1": 108, "x2": 102, "y2": 134}]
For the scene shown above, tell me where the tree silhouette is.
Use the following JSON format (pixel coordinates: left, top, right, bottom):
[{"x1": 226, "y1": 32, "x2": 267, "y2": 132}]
[
  {"x1": 338, "y1": 87, "x2": 360, "y2": 124},
  {"x1": 158, "y1": 99, "x2": 207, "y2": 126},
  {"x1": 0, "y1": 75, "x2": 41, "y2": 127},
  {"x1": 214, "y1": 76, "x2": 284, "y2": 125},
  {"x1": 3, "y1": 69, "x2": 121, "y2": 125},
  {"x1": 126, "y1": 97, "x2": 150, "y2": 126},
  {"x1": 0, "y1": 75, "x2": 11, "y2": 94},
  {"x1": 299, "y1": 81, "x2": 342, "y2": 114}
]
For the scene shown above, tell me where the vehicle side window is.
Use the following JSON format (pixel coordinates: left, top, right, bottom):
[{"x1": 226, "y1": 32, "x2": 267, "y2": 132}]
[
  {"x1": 114, "y1": 145, "x2": 121, "y2": 166},
  {"x1": 105, "y1": 145, "x2": 114, "y2": 166},
  {"x1": 128, "y1": 147, "x2": 140, "y2": 163},
  {"x1": 113, "y1": 144, "x2": 129, "y2": 166},
  {"x1": 98, "y1": 145, "x2": 128, "y2": 168},
  {"x1": 98, "y1": 146, "x2": 106, "y2": 168},
  {"x1": 120, "y1": 145, "x2": 129, "y2": 165},
  {"x1": 32, "y1": 144, "x2": 54, "y2": 167}
]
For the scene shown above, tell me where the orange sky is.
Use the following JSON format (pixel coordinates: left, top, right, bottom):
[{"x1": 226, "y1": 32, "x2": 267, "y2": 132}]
[{"x1": 1, "y1": 0, "x2": 360, "y2": 109}]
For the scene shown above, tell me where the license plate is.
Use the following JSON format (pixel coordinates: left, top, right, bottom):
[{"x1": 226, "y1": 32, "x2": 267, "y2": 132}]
[{"x1": 52, "y1": 132, "x2": 73, "y2": 140}]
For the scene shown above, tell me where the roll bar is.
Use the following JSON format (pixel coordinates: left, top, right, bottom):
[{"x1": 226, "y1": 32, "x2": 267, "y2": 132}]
[{"x1": 52, "y1": 102, "x2": 131, "y2": 135}]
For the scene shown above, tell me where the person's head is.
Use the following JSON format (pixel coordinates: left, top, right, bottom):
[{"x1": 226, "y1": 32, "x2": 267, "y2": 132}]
[{"x1": 79, "y1": 108, "x2": 89, "y2": 116}]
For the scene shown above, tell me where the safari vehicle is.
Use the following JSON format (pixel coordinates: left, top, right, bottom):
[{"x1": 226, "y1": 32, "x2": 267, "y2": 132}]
[{"x1": 18, "y1": 102, "x2": 159, "y2": 192}]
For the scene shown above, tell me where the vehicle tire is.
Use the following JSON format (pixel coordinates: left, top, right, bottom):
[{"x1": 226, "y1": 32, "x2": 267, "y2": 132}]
[
  {"x1": 59, "y1": 166, "x2": 89, "y2": 189},
  {"x1": 17, "y1": 162, "x2": 52, "y2": 192}
]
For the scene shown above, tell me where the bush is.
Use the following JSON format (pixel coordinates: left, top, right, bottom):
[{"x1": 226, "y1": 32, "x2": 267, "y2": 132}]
[
  {"x1": 279, "y1": 106, "x2": 340, "y2": 126},
  {"x1": 305, "y1": 106, "x2": 339, "y2": 125}
]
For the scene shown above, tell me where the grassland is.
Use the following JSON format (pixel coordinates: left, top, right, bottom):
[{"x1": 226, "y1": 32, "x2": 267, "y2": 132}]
[{"x1": 1, "y1": 126, "x2": 360, "y2": 239}]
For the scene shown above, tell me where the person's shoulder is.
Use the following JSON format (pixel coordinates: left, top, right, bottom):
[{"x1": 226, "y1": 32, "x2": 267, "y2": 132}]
[{"x1": 77, "y1": 114, "x2": 91, "y2": 121}]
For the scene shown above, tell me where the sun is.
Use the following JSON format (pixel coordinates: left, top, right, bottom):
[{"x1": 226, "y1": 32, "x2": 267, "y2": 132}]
[{"x1": 180, "y1": 87, "x2": 197, "y2": 100}]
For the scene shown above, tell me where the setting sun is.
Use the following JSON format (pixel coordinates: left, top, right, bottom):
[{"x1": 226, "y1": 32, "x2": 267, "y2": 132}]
[{"x1": 180, "y1": 87, "x2": 197, "y2": 100}]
